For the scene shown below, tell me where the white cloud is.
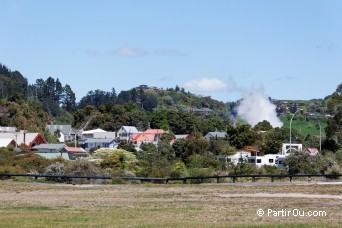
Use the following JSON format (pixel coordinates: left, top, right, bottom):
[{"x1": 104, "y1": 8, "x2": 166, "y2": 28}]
[
  {"x1": 183, "y1": 77, "x2": 227, "y2": 92},
  {"x1": 108, "y1": 46, "x2": 148, "y2": 57}
]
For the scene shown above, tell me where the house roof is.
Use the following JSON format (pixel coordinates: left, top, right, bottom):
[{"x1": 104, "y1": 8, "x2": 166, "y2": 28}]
[
  {"x1": 144, "y1": 129, "x2": 164, "y2": 134},
  {"x1": 206, "y1": 131, "x2": 227, "y2": 138},
  {"x1": 83, "y1": 138, "x2": 116, "y2": 144},
  {"x1": 121, "y1": 126, "x2": 139, "y2": 133},
  {"x1": 132, "y1": 133, "x2": 155, "y2": 142},
  {"x1": 65, "y1": 147, "x2": 87, "y2": 154},
  {"x1": 175, "y1": 134, "x2": 189, "y2": 139},
  {"x1": 82, "y1": 128, "x2": 107, "y2": 134},
  {"x1": 46, "y1": 125, "x2": 73, "y2": 135},
  {"x1": 238, "y1": 146, "x2": 260, "y2": 153},
  {"x1": 32, "y1": 143, "x2": 65, "y2": 150},
  {"x1": 0, "y1": 132, "x2": 45, "y2": 147},
  {"x1": 0, "y1": 138, "x2": 16, "y2": 147},
  {"x1": 304, "y1": 148, "x2": 319, "y2": 155}
]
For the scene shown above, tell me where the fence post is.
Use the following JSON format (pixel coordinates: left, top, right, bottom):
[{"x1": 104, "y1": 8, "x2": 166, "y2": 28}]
[
  {"x1": 216, "y1": 177, "x2": 220, "y2": 183},
  {"x1": 289, "y1": 176, "x2": 292, "y2": 182},
  {"x1": 252, "y1": 176, "x2": 256, "y2": 182},
  {"x1": 183, "y1": 178, "x2": 187, "y2": 184},
  {"x1": 271, "y1": 176, "x2": 274, "y2": 182},
  {"x1": 232, "y1": 177, "x2": 236, "y2": 183}
]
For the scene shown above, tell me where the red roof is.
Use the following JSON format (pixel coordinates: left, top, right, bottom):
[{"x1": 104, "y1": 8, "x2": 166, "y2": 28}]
[
  {"x1": 144, "y1": 129, "x2": 165, "y2": 134},
  {"x1": 239, "y1": 146, "x2": 260, "y2": 153},
  {"x1": 65, "y1": 147, "x2": 87, "y2": 154}
]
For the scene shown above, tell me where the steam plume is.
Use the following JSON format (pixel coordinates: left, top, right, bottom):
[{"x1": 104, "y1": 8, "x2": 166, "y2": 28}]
[{"x1": 237, "y1": 90, "x2": 283, "y2": 128}]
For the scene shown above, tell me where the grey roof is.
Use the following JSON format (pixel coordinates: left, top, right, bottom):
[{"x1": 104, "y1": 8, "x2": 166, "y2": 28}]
[
  {"x1": 206, "y1": 131, "x2": 227, "y2": 138},
  {"x1": 32, "y1": 144, "x2": 65, "y2": 150},
  {"x1": 83, "y1": 138, "x2": 117, "y2": 144},
  {"x1": 46, "y1": 125, "x2": 73, "y2": 135},
  {"x1": 121, "y1": 126, "x2": 139, "y2": 133}
]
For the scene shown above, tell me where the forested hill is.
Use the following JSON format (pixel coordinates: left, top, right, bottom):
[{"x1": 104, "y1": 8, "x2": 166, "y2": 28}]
[
  {"x1": 0, "y1": 63, "x2": 231, "y2": 133},
  {"x1": 0, "y1": 63, "x2": 341, "y2": 137}
]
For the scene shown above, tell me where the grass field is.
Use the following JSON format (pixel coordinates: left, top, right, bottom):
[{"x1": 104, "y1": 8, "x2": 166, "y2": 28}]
[
  {"x1": 280, "y1": 116, "x2": 327, "y2": 138},
  {"x1": 0, "y1": 181, "x2": 341, "y2": 227}
]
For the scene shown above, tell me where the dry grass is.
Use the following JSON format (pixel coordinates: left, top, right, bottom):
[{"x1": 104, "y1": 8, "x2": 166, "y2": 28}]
[{"x1": 0, "y1": 180, "x2": 341, "y2": 227}]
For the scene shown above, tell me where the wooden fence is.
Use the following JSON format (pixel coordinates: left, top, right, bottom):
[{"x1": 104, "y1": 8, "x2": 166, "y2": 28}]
[{"x1": 0, "y1": 173, "x2": 341, "y2": 184}]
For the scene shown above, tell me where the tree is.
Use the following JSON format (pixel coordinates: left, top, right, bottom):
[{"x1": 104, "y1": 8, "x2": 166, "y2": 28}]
[
  {"x1": 228, "y1": 124, "x2": 258, "y2": 149},
  {"x1": 62, "y1": 84, "x2": 76, "y2": 112},
  {"x1": 254, "y1": 120, "x2": 273, "y2": 131}
]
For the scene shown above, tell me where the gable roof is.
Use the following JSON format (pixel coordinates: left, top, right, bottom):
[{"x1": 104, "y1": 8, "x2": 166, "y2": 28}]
[
  {"x1": 0, "y1": 132, "x2": 46, "y2": 148},
  {"x1": 121, "y1": 126, "x2": 139, "y2": 133},
  {"x1": 304, "y1": 148, "x2": 319, "y2": 156},
  {"x1": 0, "y1": 138, "x2": 16, "y2": 147},
  {"x1": 32, "y1": 143, "x2": 65, "y2": 150},
  {"x1": 46, "y1": 125, "x2": 73, "y2": 135},
  {"x1": 65, "y1": 147, "x2": 87, "y2": 154},
  {"x1": 238, "y1": 146, "x2": 260, "y2": 153},
  {"x1": 82, "y1": 128, "x2": 107, "y2": 134},
  {"x1": 206, "y1": 131, "x2": 227, "y2": 138}
]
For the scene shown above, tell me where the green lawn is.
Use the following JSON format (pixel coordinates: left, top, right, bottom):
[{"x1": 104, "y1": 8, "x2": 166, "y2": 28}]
[{"x1": 280, "y1": 116, "x2": 327, "y2": 138}]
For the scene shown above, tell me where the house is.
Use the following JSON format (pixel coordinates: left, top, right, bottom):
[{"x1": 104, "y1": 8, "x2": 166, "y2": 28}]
[
  {"x1": 131, "y1": 133, "x2": 155, "y2": 147},
  {"x1": 82, "y1": 138, "x2": 118, "y2": 152},
  {"x1": 0, "y1": 138, "x2": 17, "y2": 148},
  {"x1": 247, "y1": 154, "x2": 286, "y2": 167},
  {"x1": 0, "y1": 131, "x2": 46, "y2": 150},
  {"x1": 281, "y1": 143, "x2": 303, "y2": 155},
  {"x1": 82, "y1": 128, "x2": 106, "y2": 138},
  {"x1": 170, "y1": 134, "x2": 190, "y2": 145},
  {"x1": 81, "y1": 128, "x2": 116, "y2": 139},
  {"x1": 0, "y1": 126, "x2": 17, "y2": 133},
  {"x1": 204, "y1": 131, "x2": 227, "y2": 141},
  {"x1": 117, "y1": 126, "x2": 139, "y2": 141},
  {"x1": 65, "y1": 146, "x2": 88, "y2": 160},
  {"x1": 46, "y1": 125, "x2": 76, "y2": 142},
  {"x1": 304, "y1": 148, "x2": 319, "y2": 156},
  {"x1": 32, "y1": 144, "x2": 87, "y2": 160},
  {"x1": 32, "y1": 143, "x2": 70, "y2": 160},
  {"x1": 220, "y1": 147, "x2": 260, "y2": 164}
]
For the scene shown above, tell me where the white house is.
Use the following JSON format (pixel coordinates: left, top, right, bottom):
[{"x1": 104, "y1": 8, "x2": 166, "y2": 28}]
[
  {"x1": 81, "y1": 128, "x2": 116, "y2": 139},
  {"x1": 247, "y1": 154, "x2": 286, "y2": 167},
  {"x1": 218, "y1": 147, "x2": 260, "y2": 164},
  {"x1": 46, "y1": 125, "x2": 76, "y2": 143},
  {"x1": 281, "y1": 143, "x2": 303, "y2": 155},
  {"x1": 117, "y1": 126, "x2": 139, "y2": 141}
]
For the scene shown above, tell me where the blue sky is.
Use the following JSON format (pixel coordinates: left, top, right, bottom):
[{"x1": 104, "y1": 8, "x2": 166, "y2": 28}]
[{"x1": 1, "y1": 0, "x2": 341, "y2": 102}]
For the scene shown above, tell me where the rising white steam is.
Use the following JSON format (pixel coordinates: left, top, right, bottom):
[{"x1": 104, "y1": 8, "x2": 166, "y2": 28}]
[{"x1": 237, "y1": 90, "x2": 283, "y2": 128}]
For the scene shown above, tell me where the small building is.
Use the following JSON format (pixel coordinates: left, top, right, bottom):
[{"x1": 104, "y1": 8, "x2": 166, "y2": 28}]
[
  {"x1": 0, "y1": 138, "x2": 17, "y2": 148},
  {"x1": 247, "y1": 154, "x2": 286, "y2": 167},
  {"x1": 117, "y1": 126, "x2": 139, "y2": 141},
  {"x1": 304, "y1": 148, "x2": 319, "y2": 156},
  {"x1": 219, "y1": 147, "x2": 259, "y2": 164},
  {"x1": 0, "y1": 132, "x2": 46, "y2": 150},
  {"x1": 204, "y1": 131, "x2": 227, "y2": 141},
  {"x1": 82, "y1": 138, "x2": 118, "y2": 152},
  {"x1": 82, "y1": 128, "x2": 107, "y2": 139},
  {"x1": 170, "y1": 134, "x2": 190, "y2": 145},
  {"x1": 46, "y1": 125, "x2": 76, "y2": 142},
  {"x1": 0, "y1": 126, "x2": 17, "y2": 133},
  {"x1": 32, "y1": 143, "x2": 70, "y2": 160},
  {"x1": 65, "y1": 147, "x2": 88, "y2": 160},
  {"x1": 131, "y1": 133, "x2": 155, "y2": 147},
  {"x1": 281, "y1": 143, "x2": 303, "y2": 155},
  {"x1": 32, "y1": 144, "x2": 87, "y2": 160}
]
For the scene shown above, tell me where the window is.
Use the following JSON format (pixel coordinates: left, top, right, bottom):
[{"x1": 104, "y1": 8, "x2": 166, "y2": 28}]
[
  {"x1": 257, "y1": 159, "x2": 261, "y2": 163},
  {"x1": 278, "y1": 161, "x2": 283, "y2": 165},
  {"x1": 269, "y1": 159, "x2": 274, "y2": 163},
  {"x1": 249, "y1": 159, "x2": 255, "y2": 163}
]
